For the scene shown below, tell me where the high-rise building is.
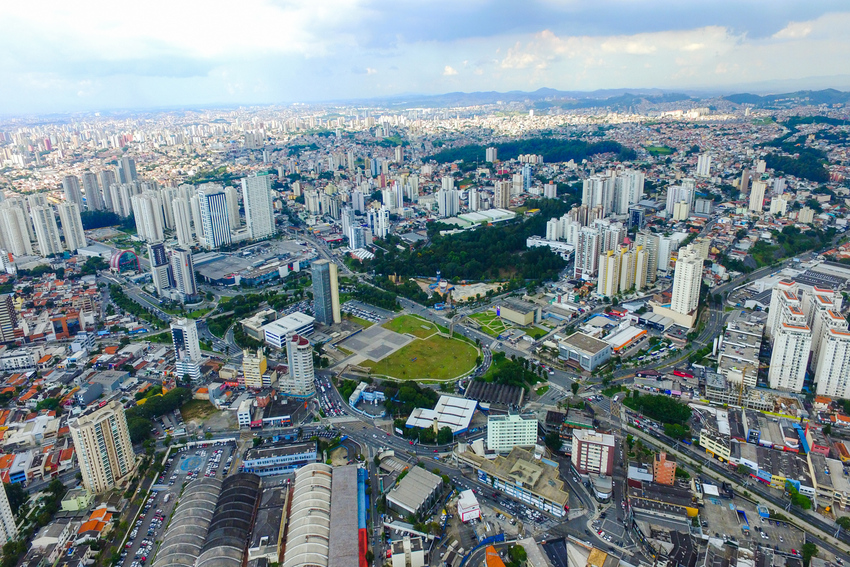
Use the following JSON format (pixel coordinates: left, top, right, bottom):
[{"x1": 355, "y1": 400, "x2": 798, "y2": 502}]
[
  {"x1": 148, "y1": 242, "x2": 172, "y2": 296},
  {"x1": 653, "y1": 452, "x2": 677, "y2": 486},
  {"x1": 312, "y1": 259, "x2": 340, "y2": 326},
  {"x1": 740, "y1": 168, "x2": 751, "y2": 196},
  {"x1": 171, "y1": 198, "x2": 194, "y2": 247},
  {"x1": 131, "y1": 193, "x2": 165, "y2": 243},
  {"x1": 468, "y1": 189, "x2": 481, "y2": 212},
  {"x1": 493, "y1": 181, "x2": 511, "y2": 210},
  {"x1": 62, "y1": 175, "x2": 84, "y2": 209},
  {"x1": 765, "y1": 280, "x2": 801, "y2": 338},
  {"x1": 0, "y1": 203, "x2": 33, "y2": 256},
  {"x1": 31, "y1": 205, "x2": 63, "y2": 257},
  {"x1": 120, "y1": 156, "x2": 138, "y2": 183},
  {"x1": 81, "y1": 172, "x2": 104, "y2": 211},
  {"x1": 170, "y1": 247, "x2": 197, "y2": 300},
  {"x1": 0, "y1": 295, "x2": 17, "y2": 343},
  {"x1": 242, "y1": 174, "x2": 276, "y2": 240},
  {"x1": 172, "y1": 318, "x2": 202, "y2": 381},
  {"x1": 437, "y1": 189, "x2": 459, "y2": 218},
  {"x1": 199, "y1": 184, "x2": 231, "y2": 249},
  {"x1": 224, "y1": 186, "x2": 241, "y2": 230},
  {"x1": 57, "y1": 202, "x2": 86, "y2": 252},
  {"x1": 666, "y1": 182, "x2": 694, "y2": 217},
  {"x1": 242, "y1": 349, "x2": 267, "y2": 390},
  {"x1": 670, "y1": 244, "x2": 703, "y2": 320},
  {"x1": 574, "y1": 226, "x2": 601, "y2": 280},
  {"x1": 282, "y1": 334, "x2": 315, "y2": 397},
  {"x1": 543, "y1": 183, "x2": 557, "y2": 199},
  {"x1": 69, "y1": 401, "x2": 135, "y2": 494},
  {"x1": 696, "y1": 154, "x2": 712, "y2": 177},
  {"x1": 0, "y1": 484, "x2": 17, "y2": 543},
  {"x1": 571, "y1": 429, "x2": 616, "y2": 476},
  {"x1": 768, "y1": 306, "x2": 811, "y2": 392},
  {"x1": 98, "y1": 169, "x2": 117, "y2": 211},
  {"x1": 814, "y1": 329, "x2": 850, "y2": 397},
  {"x1": 487, "y1": 413, "x2": 537, "y2": 453},
  {"x1": 376, "y1": 206, "x2": 390, "y2": 239},
  {"x1": 597, "y1": 250, "x2": 620, "y2": 298},
  {"x1": 634, "y1": 246, "x2": 648, "y2": 291},
  {"x1": 522, "y1": 164, "x2": 532, "y2": 193},
  {"x1": 485, "y1": 147, "x2": 498, "y2": 162},
  {"x1": 749, "y1": 181, "x2": 767, "y2": 212}
]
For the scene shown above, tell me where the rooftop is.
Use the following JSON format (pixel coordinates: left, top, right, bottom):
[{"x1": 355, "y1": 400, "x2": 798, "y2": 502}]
[
  {"x1": 387, "y1": 466, "x2": 442, "y2": 514},
  {"x1": 560, "y1": 332, "x2": 610, "y2": 355}
]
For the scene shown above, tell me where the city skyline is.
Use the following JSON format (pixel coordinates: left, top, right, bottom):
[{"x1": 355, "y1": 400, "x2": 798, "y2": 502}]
[{"x1": 2, "y1": 1, "x2": 850, "y2": 113}]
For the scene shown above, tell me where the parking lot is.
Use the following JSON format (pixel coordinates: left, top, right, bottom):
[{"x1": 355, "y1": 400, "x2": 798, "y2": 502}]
[
  {"x1": 341, "y1": 300, "x2": 391, "y2": 323},
  {"x1": 120, "y1": 440, "x2": 237, "y2": 567},
  {"x1": 699, "y1": 492, "x2": 804, "y2": 555}
]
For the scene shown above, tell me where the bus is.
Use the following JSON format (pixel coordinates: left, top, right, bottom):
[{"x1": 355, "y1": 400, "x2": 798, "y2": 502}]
[
  {"x1": 673, "y1": 370, "x2": 694, "y2": 379},
  {"x1": 635, "y1": 369, "x2": 661, "y2": 378}
]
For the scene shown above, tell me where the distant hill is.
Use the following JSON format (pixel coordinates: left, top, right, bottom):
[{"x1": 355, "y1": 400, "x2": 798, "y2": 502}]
[{"x1": 721, "y1": 88, "x2": 850, "y2": 107}]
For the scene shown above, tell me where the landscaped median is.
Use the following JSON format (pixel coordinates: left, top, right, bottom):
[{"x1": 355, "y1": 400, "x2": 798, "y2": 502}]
[{"x1": 360, "y1": 314, "x2": 479, "y2": 381}]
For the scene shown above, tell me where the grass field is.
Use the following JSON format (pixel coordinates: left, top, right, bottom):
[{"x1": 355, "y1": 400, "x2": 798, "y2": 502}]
[
  {"x1": 646, "y1": 145, "x2": 675, "y2": 156},
  {"x1": 363, "y1": 333, "x2": 477, "y2": 381},
  {"x1": 345, "y1": 314, "x2": 374, "y2": 329},
  {"x1": 383, "y1": 314, "x2": 438, "y2": 339},
  {"x1": 187, "y1": 307, "x2": 212, "y2": 319},
  {"x1": 525, "y1": 326, "x2": 548, "y2": 340},
  {"x1": 180, "y1": 399, "x2": 218, "y2": 422},
  {"x1": 536, "y1": 385, "x2": 550, "y2": 395},
  {"x1": 469, "y1": 311, "x2": 512, "y2": 337}
]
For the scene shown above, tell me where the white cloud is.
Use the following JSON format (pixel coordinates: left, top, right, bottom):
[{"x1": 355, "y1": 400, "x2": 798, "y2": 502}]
[
  {"x1": 773, "y1": 21, "x2": 813, "y2": 39},
  {"x1": 366, "y1": 68, "x2": 378, "y2": 75},
  {"x1": 443, "y1": 65, "x2": 459, "y2": 76}
]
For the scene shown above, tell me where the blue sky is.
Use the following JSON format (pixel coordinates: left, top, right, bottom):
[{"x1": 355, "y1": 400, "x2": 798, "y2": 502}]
[{"x1": 2, "y1": 0, "x2": 850, "y2": 113}]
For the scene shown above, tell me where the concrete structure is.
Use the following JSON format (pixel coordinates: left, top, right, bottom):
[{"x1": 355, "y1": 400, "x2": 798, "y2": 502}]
[
  {"x1": 387, "y1": 466, "x2": 443, "y2": 517},
  {"x1": 283, "y1": 334, "x2": 315, "y2": 397},
  {"x1": 0, "y1": 295, "x2": 16, "y2": 343},
  {"x1": 571, "y1": 430, "x2": 616, "y2": 476},
  {"x1": 312, "y1": 259, "x2": 341, "y2": 326},
  {"x1": 240, "y1": 441, "x2": 317, "y2": 476},
  {"x1": 31, "y1": 205, "x2": 63, "y2": 257},
  {"x1": 391, "y1": 536, "x2": 426, "y2": 567},
  {"x1": 669, "y1": 244, "x2": 703, "y2": 328},
  {"x1": 69, "y1": 401, "x2": 135, "y2": 494},
  {"x1": 814, "y1": 329, "x2": 850, "y2": 398},
  {"x1": 497, "y1": 299, "x2": 541, "y2": 326},
  {"x1": 172, "y1": 318, "x2": 202, "y2": 381},
  {"x1": 558, "y1": 332, "x2": 612, "y2": 371},
  {"x1": 769, "y1": 305, "x2": 812, "y2": 392},
  {"x1": 148, "y1": 242, "x2": 172, "y2": 296},
  {"x1": 170, "y1": 247, "x2": 198, "y2": 300},
  {"x1": 242, "y1": 173, "x2": 277, "y2": 241},
  {"x1": 262, "y1": 312, "x2": 315, "y2": 349},
  {"x1": 487, "y1": 412, "x2": 538, "y2": 453},
  {"x1": 653, "y1": 452, "x2": 677, "y2": 486},
  {"x1": 459, "y1": 446, "x2": 570, "y2": 517},
  {"x1": 405, "y1": 395, "x2": 477, "y2": 434},
  {"x1": 57, "y1": 202, "x2": 86, "y2": 252},
  {"x1": 0, "y1": 484, "x2": 16, "y2": 543},
  {"x1": 199, "y1": 184, "x2": 232, "y2": 249},
  {"x1": 456, "y1": 490, "x2": 481, "y2": 522},
  {"x1": 242, "y1": 349, "x2": 267, "y2": 390},
  {"x1": 749, "y1": 180, "x2": 767, "y2": 212}
]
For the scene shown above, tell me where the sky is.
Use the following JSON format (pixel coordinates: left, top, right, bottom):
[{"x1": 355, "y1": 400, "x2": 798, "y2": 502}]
[{"x1": 2, "y1": 0, "x2": 850, "y2": 113}]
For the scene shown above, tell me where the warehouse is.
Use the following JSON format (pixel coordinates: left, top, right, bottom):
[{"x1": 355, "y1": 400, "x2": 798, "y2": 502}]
[
  {"x1": 405, "y1": 395, "x2": 477, "y2": 434},
  {"x1": 240, "y1": 441, "x2": 318, "y2": 476},
  {"x1": 153, "y1": 479, "x2": 222, "y2": 567},
  {"x1": 386, "y1": 466, "x2": 444, "y2": 517},
  {"x1": 196, "y1": 474, "x2": 262, "y2": 567},
  {"x1": 604, "y1": 326, "x2": 647, "y2": 353}
]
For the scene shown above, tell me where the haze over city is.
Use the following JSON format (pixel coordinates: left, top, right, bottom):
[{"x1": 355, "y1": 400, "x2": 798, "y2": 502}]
[{"x1": 3, "y1": 0, "x2": 850, "y2": 112}]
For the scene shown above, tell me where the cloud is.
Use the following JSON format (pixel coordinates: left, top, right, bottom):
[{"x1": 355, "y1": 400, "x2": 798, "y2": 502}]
[
  {"x1": 772, "y1": 21, "x2": 813, "y2": 39},
  {"x1": 443, "y1": 65, "x2": 459, "y2": 76}
]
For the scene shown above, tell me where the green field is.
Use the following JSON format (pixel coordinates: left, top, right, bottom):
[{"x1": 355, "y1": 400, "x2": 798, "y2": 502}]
[
  {"x1": 536, "y1": 385, "x2": 550, "y2": 395},
  {"x1": 363, "y1": 331, "x2": 478, "y2": 381},
  {"x1": 180, "y1": 399, "x2": 217, "y2": 422},
  {"x1": 525, "y1": 326, "x2": 549, "y2": 340},
  {"x1": 345, "y1": 314, "x2": 374, "y2": 329},
  {"x1": 383, "y1": 314, "x2": 439, "y2": 339},
  {"x1": 469, "y1": 311, "x2": 512, "y2": 337},
  {"x1": 645, "y1": 145, "x2": 675, "y2": 156}
]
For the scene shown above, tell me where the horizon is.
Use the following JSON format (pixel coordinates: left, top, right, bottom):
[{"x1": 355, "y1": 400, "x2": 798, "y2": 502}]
[{"x1": 3, "y1": 0, "x2": 850, "y2": 114}]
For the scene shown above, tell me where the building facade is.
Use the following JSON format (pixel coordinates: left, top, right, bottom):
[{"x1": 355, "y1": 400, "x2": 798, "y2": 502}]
[
  {"x1": 311, "y1": 260, "x2": 340, "y2": 326},
  {"x1": 487, "y1": 413, "x2": 538, "y2": 453},
  {"x1": 571, "y1": 429, "x2": 615, "y2": 476},
  {"x1": 69, "y1": 401, "x2": 135, "y2": 494}
]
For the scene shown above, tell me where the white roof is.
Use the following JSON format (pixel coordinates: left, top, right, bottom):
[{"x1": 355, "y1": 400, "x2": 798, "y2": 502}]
[
  {"x1": 703, "y1": 484, "x2": 720, "y2": 497},
  {"x1": 605, "y1": 326, "x2": 645, "y2": 349},
  {"x1": 405, "y1": 395, "x2": 476, "y2": 433},
  {"x1": 457, "y1": 490, "x2": 479, "y2": 512},
  {"x1": 262, "y1": 312, "x2": 315, "y2": 336}
]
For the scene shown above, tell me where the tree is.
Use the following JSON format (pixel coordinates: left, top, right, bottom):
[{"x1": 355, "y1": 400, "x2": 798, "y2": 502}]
[
  {"x1": 736, "y1": 464, "x2": 754, "y2": 476},
  {"x1": 544, "y1": 431, "x2": 562, "y2": 452},
  {"x1": 508, "y1": 545, "x2": 528, "y2": 567},
  {"x1": 801, "y1": 542, "x2": 818, "y2": 566},
  {"x1": 836, "y1": 516, "x2": 850, "y2": 530},
  {"x1": 663, "y1": 423, "x2": 690, "y2": 440},
  {"x1": 823, "y1": 424, "x2": 832, "y2": 436},
  {"x1": 3, "y1": 483, "x2": 26, "y2": 515},
  {"x1": 571, "y1": 382, "x2": 580, "y2": 396},
  {"x1": 437, "y1": 426, "x2": 453, "y2": 445}
]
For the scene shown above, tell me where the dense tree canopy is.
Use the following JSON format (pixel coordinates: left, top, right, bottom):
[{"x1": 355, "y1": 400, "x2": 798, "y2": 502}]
[{"x1": 622, "y1": 392, "x2": 691, "y2": 425}]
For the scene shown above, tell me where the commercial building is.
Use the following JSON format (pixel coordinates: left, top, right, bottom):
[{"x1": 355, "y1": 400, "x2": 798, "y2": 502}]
[
  {"x1": 148, "y1": 242, "x2": 172, "y2": 296},
  {"x1": 459, "y1": 446, "x2": 570, "y2": 517},
  {"x1": 571, "y1": 430, "x2": 616, "y2": 476},
  {"x1": 261, "y1": 312, "x2": 315, "y2": 349},
  {"x1": 716, "y1": 311, "x2": 764, "y2": 388},
  {"x1": 170, "y1": 247, "x2": 198, "y2": 300},
  {"x1": 387, "y1": 466, "x2": 443, "y2": 517},
  {"x1": 69, "y1": 401, "x2": 136, "y2": 494},
  {"x1": 487, "y1": 413, "x2": 538, "y2": 453},
  {"x1": 242, "y1": 173, "x2": 276, "y2": 241},
  {"x1": 405, "y1": 395, "x2": 477, "y2": 434},
  {"x1": 242, "y1": 349, "x2": 268, "y2": 389},
  {"x1": 558, "y1": 332, "x2": 612, "y2": 371},
  {"x1": 199, "y1": 184, "x2": 232, "y2": 249},
  {"x1": 391, "y1": 536, "x2": 426, "y2": 567},
  {"x1": 283, "y1": 334, "x2": 315, "y2": 397},
  {"x1": 457, "y1": 490, "x2": 481, "y2": 522},
  {"x1": 653, "y1": 452, "x2": 677, "y2": 486},
  {"x1": 312, "y1": 259, "x2": 341, "y2": 326},
  {"x1": 699, "y1": 409, "x2": 732, "y2": 462},
  {"x1": 497, "y1": 299, "x2": 541, "y2": 326},
  {"x1": 240, "y1": 441, "x2": 317, "y2": 476},
  {"x1": 172, "y1": 318, "x2": 202, "y2": 381}
]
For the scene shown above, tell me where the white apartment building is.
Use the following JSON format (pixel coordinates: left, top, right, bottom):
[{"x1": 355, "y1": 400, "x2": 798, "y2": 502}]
[
  {"x1": 571, "y1": 429, "x2": 616, "y2": 476},
  {"x1": 58, "y1": 202, "x2": 87, "y2": 252},
  {"x1": 0, "y1": 484, "x2": 17, "y2": 543},
  {"x1": 31, "y1": 205, "x2": 63, "y2": 257},
  {"x1": 814, "y1": 329, "x2": 850, "y2": 397},
  {"x1": 242, "y1": 174, "x2": 276, "y2": 240},
  {"x1": 282, "y1": 334, "x2": 315, "y2": 397},
  {"x1": 768, "y1": 305, "x2": 812, "y2": 392},
  {"x1": 487, "y1": 413, "x2": 538, "y2": 453},
  {"x1": 749, "y1": 181, "x2": 767, "y2": 212},
  {"x1": 670, "y1": 244, "x2": 703, "y2": 317},
  {"x1": 69, "y1": 401, "x2": 135, "y2": 494}
]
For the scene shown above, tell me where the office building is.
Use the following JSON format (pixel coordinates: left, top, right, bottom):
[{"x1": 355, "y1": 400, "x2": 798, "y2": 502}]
[
  {"x1": 668, "y1": 244, "x2": 703, "y2": 327},
  {"x1": 148, "y1": 242, "x2": 172, "y2": 296},
  {"x1": 199, "y1": 184, "x2": 232, "y2": 249},
  {"x1": 768, "y1": 305, "x2": 811, "y2": 392},
  {"x1": 242, "y1": 174, "x2": 276, "y2": 240},
  {"x1": 62, "y1": 175, "x2": 84, "y2": 209},
  {"x1": 170, "y1": 247, "x2": 197, "y2": 300},
  {"x1": 261, "y1": 313, "x2": 315, "y2": 349},
  {"x1": 283, "y1": 334, "x2": 315, "y2": 397},
  {"x1": 81, "y1": 172, "x2": 104, "y2": 211},
  {"x1": 312, "y1": 259, "x2": 340, "y2": 326},
  {"x1": 69, "y1": 401, "x2": 135, "y2": 494},
  {"x1": 487, "y1": 413, "x2": 538, "y2": 453},
  {"x1": 172, "y1": 318, "x2": 202, "y2": 381},
  {"x1": 571, "y1": 429, "x2": 616, "y2": 476},
  {"x1": 57, "y1": 202, "x2": 86, "y2": 252},
  {"x1": 386, "y1": 466, "x2": 443, "y2": 517},
  {"x1": 666, "y1": 182, "x2": 694, "y2": 217},
  {"x1": 558, "y1": 332, "x2": 612, "y2": 372},
  {"x1": 242, "y1": 349, "x2": 267, "y2": 390},
  {"x1": 696, "y1": 154, "x2": 712, "y2": 177},
  {"x1": 31, "y1": 205, "x2": 63, "y2": 257},
  {"x1": 716, "y1": 312, "x2": 764, "y2": 388},
  {"x1": 0, "y1": 203, "x2": 33, "y2": 256},
  {"x1": 749, "y1": 181, "x2": 767, "y2": 212}
]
